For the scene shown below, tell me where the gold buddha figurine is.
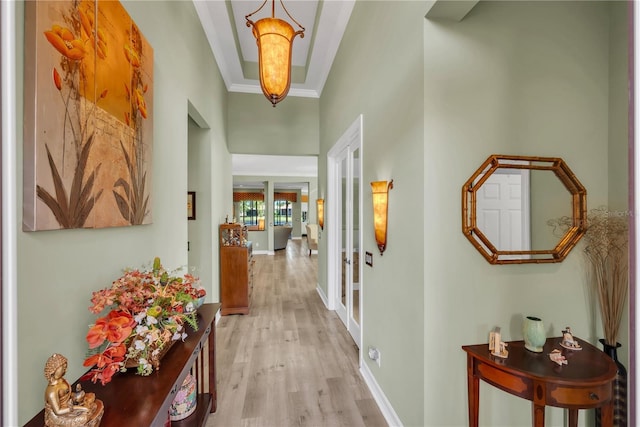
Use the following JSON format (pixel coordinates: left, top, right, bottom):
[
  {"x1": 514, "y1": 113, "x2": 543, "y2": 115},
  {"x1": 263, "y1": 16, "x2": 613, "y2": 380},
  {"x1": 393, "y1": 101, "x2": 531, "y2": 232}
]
[{"x1": 43, "y1": 354, "x2": 104, "y2": 427}]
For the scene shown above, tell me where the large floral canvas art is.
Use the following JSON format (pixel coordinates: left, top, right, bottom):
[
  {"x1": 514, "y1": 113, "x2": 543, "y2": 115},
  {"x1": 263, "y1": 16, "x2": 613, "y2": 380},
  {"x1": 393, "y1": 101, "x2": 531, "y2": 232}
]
[{"x1": 24, "y1": 0, "x2": 153, "y2": 231}]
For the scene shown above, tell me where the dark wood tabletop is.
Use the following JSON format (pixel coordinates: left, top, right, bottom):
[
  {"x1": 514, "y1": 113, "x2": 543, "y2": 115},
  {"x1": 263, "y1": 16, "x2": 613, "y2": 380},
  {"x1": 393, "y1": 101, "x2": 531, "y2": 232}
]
[
  {"x1": 463, "y1": 336, "x2": 617, "y2": 386},
  {"x1": 462, "y1": 336, "x2": 618, "y2": 427},
  {"x1": 25, "y1": 303, "x2": 220, "y2": 427}
]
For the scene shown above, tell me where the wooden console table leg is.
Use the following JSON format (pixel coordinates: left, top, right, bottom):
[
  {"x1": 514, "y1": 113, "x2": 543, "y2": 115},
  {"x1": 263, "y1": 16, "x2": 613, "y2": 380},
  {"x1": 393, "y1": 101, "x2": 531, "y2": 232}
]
[
  {"x1": 567, "y1": 409, "x2": 578, "y2": 427},
  {"x1": 209, "y1": 318, "x2": 217, "y2": 413},
  {"x1": 466, "y1": 354, "x2": 479, "y2": 427},
  {"x1": 599, "y1": 401, "x2": 613, "y2": 427},
  {"x1": 532, "y1": 403, "x2": 545, "y2": 427}
]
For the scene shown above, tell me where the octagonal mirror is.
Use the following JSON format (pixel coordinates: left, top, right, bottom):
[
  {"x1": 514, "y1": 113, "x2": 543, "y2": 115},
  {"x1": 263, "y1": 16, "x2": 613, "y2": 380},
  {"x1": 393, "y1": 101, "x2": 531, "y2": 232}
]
[{"x1": 462, "y1": 154, "x2": 587, "y2": 264}]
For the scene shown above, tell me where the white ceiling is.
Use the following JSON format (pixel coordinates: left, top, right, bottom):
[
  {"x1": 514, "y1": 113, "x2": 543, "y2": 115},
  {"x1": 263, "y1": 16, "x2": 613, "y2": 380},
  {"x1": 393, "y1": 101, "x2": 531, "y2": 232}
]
[{"x1": 193, "y1": 0, "x2": 355, "y2": 98}]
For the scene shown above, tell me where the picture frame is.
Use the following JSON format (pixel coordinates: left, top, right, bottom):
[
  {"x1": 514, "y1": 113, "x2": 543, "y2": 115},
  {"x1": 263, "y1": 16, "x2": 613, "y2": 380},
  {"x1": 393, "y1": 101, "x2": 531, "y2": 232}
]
[
  {"x1": 23, "y1": 0, "x2": 154, "y2": 231},
  {"x1": 187, "y1": 191, "x2": 196, "y2": 220}
]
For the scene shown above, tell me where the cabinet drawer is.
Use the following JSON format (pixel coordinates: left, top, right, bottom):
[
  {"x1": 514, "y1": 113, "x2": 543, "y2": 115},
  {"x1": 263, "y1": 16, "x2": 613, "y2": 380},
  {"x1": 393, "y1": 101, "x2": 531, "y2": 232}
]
[
  {"x1": 477, "y1": 363, "x2": 531, "y2": 398},
  {"x1": 547, "y1": 383, "x2": 611, "y2": 407}
]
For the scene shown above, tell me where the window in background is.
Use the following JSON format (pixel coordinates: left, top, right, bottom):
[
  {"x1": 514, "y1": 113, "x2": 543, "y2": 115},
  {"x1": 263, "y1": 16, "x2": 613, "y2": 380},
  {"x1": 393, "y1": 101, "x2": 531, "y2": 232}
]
[
  {"x1": 273, "y1": 200, "x2": 292, "y2": 226},
  {"x1": 240, "y1": 200, "x2": 265, "y2": 229},
  {"x1": 233, "y1": 190, "x2": 265, "y2": 230}
]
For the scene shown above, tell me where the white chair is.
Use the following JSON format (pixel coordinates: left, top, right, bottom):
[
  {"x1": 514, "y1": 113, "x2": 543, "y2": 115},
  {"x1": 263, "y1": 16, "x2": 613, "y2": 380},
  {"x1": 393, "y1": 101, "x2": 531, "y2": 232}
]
[{"x1": 306, "y1": 224, "x2": 318, "y2": 256}]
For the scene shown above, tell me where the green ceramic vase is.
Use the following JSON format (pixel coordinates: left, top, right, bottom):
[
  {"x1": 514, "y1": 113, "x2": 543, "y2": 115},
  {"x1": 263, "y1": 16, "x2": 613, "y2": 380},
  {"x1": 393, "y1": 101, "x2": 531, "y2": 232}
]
[{"x1": 523, "y1": 316, "x2": 545, "y2": 352}]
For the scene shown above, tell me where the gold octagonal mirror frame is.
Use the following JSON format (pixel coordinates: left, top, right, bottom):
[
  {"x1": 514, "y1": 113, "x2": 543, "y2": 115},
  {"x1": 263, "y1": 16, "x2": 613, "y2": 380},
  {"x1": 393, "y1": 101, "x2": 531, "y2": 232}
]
[{"x1": 462, "y1": 154, "x2": 587, "y2": 264}]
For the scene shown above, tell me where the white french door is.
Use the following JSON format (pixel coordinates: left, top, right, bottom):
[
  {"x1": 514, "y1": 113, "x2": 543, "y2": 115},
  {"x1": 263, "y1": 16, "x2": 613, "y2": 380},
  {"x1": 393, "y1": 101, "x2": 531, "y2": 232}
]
[{"x1": 328, "y1": 116, "x2": 362, "y2": 348}]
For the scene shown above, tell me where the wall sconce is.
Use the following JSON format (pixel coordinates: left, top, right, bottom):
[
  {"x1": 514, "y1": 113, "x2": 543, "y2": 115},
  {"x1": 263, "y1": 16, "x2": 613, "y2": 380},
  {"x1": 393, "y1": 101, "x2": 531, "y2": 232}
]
[
  {"x1": 246, "y1": 0, "x2": 305, "y2": 107},
  {"x1": 371, "y1": 180, "x2": 393, "y2": 255},
  {"x1": 316, "y1": 199, "x2": 324, "y2": 230}
]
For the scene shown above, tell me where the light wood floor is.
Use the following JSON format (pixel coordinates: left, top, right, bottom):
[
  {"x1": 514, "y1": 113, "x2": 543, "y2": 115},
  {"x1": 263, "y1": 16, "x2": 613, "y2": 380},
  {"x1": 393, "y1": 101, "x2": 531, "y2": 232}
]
[{"x1": 206, "y1": 240, "x2": 388, "y2": 427}]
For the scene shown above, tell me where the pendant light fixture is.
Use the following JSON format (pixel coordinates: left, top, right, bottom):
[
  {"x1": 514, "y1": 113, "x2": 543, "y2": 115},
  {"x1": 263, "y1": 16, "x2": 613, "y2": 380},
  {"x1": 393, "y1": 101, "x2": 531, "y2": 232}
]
[{"x1": 246, "y1": 0, "x2": 305, "y2": 107}]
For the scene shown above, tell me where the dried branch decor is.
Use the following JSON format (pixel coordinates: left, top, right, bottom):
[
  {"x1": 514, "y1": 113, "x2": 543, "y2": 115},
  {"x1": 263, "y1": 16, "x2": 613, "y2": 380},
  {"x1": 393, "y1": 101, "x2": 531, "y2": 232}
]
[{"x1": 548, "y1": 206, "x2": 629, "y2": 345}]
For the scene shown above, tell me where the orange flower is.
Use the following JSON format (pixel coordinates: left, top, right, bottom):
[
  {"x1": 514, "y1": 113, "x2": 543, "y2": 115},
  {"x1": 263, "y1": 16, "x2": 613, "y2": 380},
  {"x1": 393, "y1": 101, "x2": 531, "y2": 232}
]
[
  {"x1": 86, "y1": 310, "x2": 134, "y2": 348},
  {"x1": 44, "y1": 25, "x2": 85, "y2": 60},
  {"x1": 135, "y1": 88, "x2": 148, "y2": 119},
  {"x1": 124, "y1": 112, "x2": 130, "y2": 126},
  {"x1": 100, "y1": 89, "x2": 108, "y2": 99},
  {"x1": 97, "y1": 363, "x2": 121, "y2": 385},
  {"x1": 81, "y1": 360, "x2": 121, "y2": 386},
  {"x1": 123, "y1": 43, "x2": 140, "y2": 67},
  {"x1": 78, "y1": 8, "x2": 94, "y2": 40},
  {"x1": 84, "y1": 343, "x2": 126, "y2": 368},
  {"x1": 96, "y1": 29, "x2": 108, "y2": 59},
  {"x1": 52, "y1": 68, "x2": 62, "y2": 91},
  {"x1": 105, "y1": 310, "x2": 135, "y2": 342},
  {"x1": 86, "y1": 317, "x2": 110, "y2": 349}
]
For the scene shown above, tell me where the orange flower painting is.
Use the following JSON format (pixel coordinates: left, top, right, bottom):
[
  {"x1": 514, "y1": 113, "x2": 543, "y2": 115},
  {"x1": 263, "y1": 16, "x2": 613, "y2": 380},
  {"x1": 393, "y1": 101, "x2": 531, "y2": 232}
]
[{"x1": 23, "y1": 0, "x2": 153, "y2": 231}]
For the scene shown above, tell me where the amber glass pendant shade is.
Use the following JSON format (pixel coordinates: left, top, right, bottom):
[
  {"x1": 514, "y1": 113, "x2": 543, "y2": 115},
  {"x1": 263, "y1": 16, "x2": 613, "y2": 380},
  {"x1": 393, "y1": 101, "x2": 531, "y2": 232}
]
[
  {"x1": 246, "y1": 1, "x2": 305, "y2": 107},
  {"x1": 371, "y1": 180, "x2": 393, "y2": 255}
]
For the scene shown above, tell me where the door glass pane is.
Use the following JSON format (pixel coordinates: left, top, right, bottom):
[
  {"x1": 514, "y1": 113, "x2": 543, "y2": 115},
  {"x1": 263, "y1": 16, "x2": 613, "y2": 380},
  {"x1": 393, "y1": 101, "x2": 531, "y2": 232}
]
[
  {"x1": 351, "y1": 146, "x2": 360, "y2": 326},
  {"x1": 341, "y1": 155, "x2": 348, "y2": 307}
]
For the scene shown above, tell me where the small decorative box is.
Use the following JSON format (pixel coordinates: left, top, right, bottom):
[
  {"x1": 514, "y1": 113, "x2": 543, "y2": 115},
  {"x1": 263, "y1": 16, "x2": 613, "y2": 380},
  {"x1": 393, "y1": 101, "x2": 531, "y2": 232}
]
[{"x1": 169, "y1": 374, "x2": 197, "y2": 421}]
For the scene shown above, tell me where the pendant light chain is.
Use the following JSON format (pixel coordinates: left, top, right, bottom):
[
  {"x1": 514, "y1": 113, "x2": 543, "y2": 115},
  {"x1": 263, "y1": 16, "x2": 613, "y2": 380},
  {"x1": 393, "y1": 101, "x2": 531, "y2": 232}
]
[{"x1": 278, "y1": 0, "x2": 305, "y2": 33}]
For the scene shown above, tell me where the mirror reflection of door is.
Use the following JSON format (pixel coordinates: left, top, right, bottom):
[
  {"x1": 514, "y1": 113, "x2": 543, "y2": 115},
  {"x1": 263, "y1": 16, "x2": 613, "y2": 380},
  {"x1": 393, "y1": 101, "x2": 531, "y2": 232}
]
[{"x1": 476, "y1": 169, "x2": 531, "y2": 258}]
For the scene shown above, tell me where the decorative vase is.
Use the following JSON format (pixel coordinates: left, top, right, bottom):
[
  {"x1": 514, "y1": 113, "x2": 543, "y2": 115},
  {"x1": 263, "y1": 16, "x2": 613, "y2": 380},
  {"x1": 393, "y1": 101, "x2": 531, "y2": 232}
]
[
  {"x1": 595, "y1": 340, "x2": 627, "y2": 427},
  {"x1": 522, "y1": 316, "x2": 546, "y2": 353},
  {"x1": 170, "y1": 374, "x2": 198, "y2": 421}
]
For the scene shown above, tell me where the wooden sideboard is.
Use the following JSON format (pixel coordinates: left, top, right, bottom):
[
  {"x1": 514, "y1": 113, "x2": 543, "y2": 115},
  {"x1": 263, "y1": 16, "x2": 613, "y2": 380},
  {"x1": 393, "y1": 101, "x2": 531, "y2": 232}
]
[
  {"x1": 25, "y1": 303, "x2": 221, "y2": 427},
  {"x1": 462, "y1": 336, "x2": 617, "y2": 427},
  {"x1": 219, "y1": 223, "x2": 253, "y2": 315}
]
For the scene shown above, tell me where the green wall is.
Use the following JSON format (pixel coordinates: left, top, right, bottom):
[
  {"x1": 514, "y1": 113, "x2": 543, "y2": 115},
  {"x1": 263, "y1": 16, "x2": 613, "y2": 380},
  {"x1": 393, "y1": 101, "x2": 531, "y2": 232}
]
[
  {"x1": 15, "y1": 1, "x2": 231, "y2": 422},
  {"x1": 227, "y1": 92, "x2": 320, "y2": 156},
  {"x1": 320, "y1": 2, "x2": 427, "y2": 426},
  {"x1": 11, "y1": 1, "x2": 630, "y2": 425},
  {"x1": 423, "y1": 2, "x2": 626, "y2": 426}
]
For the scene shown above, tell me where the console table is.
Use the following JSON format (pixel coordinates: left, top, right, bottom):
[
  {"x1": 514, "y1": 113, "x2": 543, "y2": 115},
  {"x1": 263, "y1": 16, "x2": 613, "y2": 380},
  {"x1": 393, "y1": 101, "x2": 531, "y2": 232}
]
[
  {"x1": 26, "y1": 303, "x2": 221, "y2": 427},
  {"x1": 462, "y1": 336, "x2": 617, "y2": 427}
]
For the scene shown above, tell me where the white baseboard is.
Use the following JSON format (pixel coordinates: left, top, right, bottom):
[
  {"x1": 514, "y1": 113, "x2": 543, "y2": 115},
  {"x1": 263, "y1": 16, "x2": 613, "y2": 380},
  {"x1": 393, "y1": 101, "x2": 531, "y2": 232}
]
[
  {"x1": 316, "y1": 284, "x2": 329, "y2": 308},
  {"x1": 253, "y1": 250, "x2": 270, "y2": 255},
  {"x1": 360, "y1": 361, "x2": 403, "y2": 427}
]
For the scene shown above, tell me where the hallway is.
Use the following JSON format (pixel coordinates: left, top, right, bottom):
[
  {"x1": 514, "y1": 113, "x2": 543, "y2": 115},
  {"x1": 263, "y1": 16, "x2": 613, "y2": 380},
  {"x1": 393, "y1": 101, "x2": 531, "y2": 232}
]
[{"x1": 207, "y1": 240, "x2": 388, "y2": 427}]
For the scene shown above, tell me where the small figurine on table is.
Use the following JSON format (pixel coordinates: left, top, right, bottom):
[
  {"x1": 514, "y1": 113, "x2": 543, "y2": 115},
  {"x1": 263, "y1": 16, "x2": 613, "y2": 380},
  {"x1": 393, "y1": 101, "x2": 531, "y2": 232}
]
[
  {"x1": 493, "y1": 341, "x2": 509, "y2": 359},
  {"x1": 489, "y1": 328, "x2": 509, "y2": 359},
  {"x1": 560, "y1": 326, "x2": 582, "y2": 350},
  {"x1": 549, "y1": 349, "x2": 568, "y2": 365},
  {"x1": 43, "y1": 353, "x2": 104, "y2": 427}
]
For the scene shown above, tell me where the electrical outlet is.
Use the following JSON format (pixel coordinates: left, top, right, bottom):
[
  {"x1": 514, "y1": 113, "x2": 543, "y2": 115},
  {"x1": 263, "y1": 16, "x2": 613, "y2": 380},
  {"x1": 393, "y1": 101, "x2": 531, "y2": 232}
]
[{"x1": 368, "y1": 346, "x2": 381, "y2": 367}]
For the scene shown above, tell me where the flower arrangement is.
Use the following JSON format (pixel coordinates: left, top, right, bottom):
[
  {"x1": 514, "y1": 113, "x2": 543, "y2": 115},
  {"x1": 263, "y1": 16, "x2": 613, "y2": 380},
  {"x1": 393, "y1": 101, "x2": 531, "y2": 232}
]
[{"x1": 82, "y1": 257, "x2": 206, "y2": 385}]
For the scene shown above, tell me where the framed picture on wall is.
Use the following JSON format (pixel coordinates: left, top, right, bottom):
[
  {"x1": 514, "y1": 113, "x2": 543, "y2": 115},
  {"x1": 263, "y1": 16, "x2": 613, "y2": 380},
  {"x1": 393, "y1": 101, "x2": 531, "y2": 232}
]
[
  {"x1": 187, "y1": 191, "x2": 196, "y2": 220},
  {"x1": 23, "y1": 0, "x2": 154, "y2": 231}
]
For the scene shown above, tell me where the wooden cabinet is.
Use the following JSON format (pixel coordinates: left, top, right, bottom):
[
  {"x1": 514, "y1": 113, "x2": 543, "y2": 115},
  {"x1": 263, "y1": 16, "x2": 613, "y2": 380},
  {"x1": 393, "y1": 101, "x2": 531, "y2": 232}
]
[
  {"x1": 25, "y1": 303, "x2": 221, "y2": 427},
  {"x1": 219, "y1": 223, "x2": 253, "y2": 315}
]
